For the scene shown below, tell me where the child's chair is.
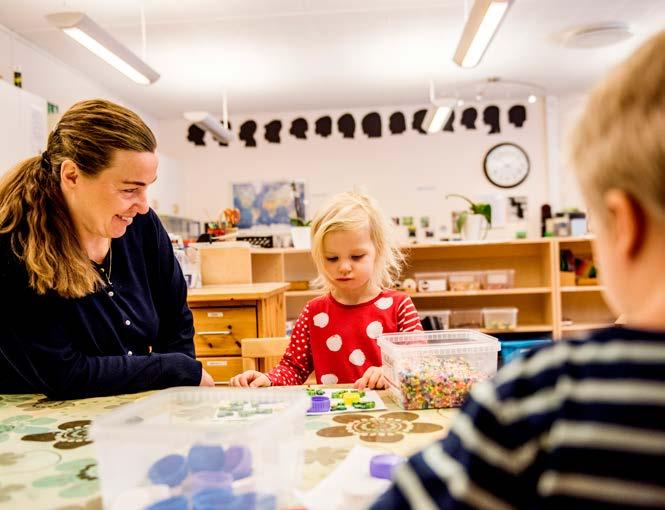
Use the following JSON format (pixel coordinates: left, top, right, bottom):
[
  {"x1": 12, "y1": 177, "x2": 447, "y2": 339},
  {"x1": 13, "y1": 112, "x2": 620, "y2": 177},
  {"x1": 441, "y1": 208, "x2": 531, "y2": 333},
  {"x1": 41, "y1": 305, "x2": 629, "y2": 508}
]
[{"x1": 241, "y1": 337, "x2": 317, "y2": 384}]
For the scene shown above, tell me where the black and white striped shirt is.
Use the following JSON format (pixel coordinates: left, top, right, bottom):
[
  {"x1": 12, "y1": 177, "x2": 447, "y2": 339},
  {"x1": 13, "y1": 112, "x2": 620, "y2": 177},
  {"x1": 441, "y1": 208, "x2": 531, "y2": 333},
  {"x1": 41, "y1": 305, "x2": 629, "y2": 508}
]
[{"x1": 371, "y1": 327, "x2": 665, "y2": 509}]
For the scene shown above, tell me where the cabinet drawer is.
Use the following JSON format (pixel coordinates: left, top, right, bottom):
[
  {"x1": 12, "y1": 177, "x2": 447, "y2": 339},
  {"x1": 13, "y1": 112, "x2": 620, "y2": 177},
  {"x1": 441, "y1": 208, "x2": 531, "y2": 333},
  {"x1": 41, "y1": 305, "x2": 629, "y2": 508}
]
[
  {"x1": 200, "y1": 357, "x2": 245, "y2": 382},
  {"x1": 192, "y1": 307, "x2": 257, "y2": 356}
]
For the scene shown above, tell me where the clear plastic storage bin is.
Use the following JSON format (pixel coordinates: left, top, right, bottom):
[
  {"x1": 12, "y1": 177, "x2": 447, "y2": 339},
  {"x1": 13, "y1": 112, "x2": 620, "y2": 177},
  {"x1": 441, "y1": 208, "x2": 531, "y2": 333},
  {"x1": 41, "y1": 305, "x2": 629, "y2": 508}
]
[
  {"x1": 482, "y1": 307, "x2": 519, "y2": 330},
  {"x1": 450, "y1": 308, "x2": 483, "y2": 328},
  {"x1": 414, "y1": 272, "x2": 448, "y2": 292},
  {"x1": 378, "y1": 330, "x2": 500, "y2": 410},
  {"x1": 483, "y1": 269, "x2": 515, "y2": 290},
  {"x1": 91, "y1": 387, "x2": 309, "y2": 510},
  {"x1": 420, "y1": 310, "x2": 451, "y2": 330},
  {"x1": 447, "y1": 271, "x2": 484, "y2": 291}
]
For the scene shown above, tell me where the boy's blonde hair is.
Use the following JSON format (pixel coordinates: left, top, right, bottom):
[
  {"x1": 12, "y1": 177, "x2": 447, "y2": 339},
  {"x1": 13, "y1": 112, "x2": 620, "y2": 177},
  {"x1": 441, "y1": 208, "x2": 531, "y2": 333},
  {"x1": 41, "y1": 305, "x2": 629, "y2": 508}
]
[
  {"x1": 310, "y1": 191, "x2": 404, "y2": 290},
  {"x1": 569, "y1": 30, "x2": 665, "y2": 226}
]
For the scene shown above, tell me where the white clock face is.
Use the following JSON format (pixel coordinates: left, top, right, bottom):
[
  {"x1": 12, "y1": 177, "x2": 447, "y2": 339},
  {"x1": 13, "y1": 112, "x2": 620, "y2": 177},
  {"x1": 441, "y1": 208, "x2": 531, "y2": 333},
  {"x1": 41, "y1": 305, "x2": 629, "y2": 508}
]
[{"x1": 484, "y1": 143, "x2": 530, "y2": 188}]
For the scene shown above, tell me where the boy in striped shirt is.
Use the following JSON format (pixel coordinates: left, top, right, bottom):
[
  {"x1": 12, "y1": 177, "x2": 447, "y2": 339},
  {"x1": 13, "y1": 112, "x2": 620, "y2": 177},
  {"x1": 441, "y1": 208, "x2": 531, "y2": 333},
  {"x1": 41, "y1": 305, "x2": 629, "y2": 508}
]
[{"x1": 372, "y1": 30, "x2": 665, "y2": 510}]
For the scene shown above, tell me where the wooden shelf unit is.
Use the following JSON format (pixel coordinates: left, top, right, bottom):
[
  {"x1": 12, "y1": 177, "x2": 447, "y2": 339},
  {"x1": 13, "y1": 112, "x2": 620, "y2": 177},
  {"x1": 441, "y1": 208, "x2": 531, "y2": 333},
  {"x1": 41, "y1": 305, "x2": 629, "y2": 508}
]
[
  {"x1": 555, "y1": 238, "x2": 617, "y2": 338},
  {"x1": 249, "y1": 238, "x2": 590, "y2": 338}
]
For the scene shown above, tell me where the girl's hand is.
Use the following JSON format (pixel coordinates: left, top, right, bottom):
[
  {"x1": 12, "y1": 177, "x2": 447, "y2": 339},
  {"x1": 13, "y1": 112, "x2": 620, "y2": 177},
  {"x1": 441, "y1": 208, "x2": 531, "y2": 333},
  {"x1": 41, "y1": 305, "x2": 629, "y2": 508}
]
[
  {"x1": 354, "y1": 366, "x2": 386, "y2": 390},
  {"x1": 229, "y1": 370, "x2": 272, "y2": 388}
]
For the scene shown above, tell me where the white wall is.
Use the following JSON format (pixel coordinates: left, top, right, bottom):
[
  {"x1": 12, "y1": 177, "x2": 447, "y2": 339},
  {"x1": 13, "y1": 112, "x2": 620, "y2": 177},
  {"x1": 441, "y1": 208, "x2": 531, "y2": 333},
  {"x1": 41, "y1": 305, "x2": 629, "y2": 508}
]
[
  {"x1": 0, "y1": 23, "x2": 160, "y2": 141},
  {"x1": 557, "y1": 94, "x2": 588, "y2": 211},
  {"x1": 158, "y1": 99, "x2": 551, "y2": 237}
]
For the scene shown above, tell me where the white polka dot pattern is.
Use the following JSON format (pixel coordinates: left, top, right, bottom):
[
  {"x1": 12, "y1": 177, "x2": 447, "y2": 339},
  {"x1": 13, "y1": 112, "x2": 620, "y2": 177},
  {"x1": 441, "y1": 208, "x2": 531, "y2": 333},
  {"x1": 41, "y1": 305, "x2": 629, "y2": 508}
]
[
  {"x1": 366, "y1": 320, "x2": 384, "y2": 339},
  {"x1": 326, "y1": 334, "x2": 343, "y2": 352},
  {"x1": 313, "y1": 312, "x2": 330, "y2": 328},
  {"x1": 321, "y1": 373, "x2": 339, "y2": 384},
  {"x1": 349, "y1": 349, "x2": 366, "y2": 366},
  {"x1": 375, "y1": 297, "x2": 394, "y2": 310}
]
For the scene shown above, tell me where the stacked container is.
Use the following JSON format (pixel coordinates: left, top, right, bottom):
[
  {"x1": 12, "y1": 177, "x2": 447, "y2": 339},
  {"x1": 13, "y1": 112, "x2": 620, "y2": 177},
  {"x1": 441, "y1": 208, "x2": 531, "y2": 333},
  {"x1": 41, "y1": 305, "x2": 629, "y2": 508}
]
[
  {"x1": 378, "y1": 330, "x2": 500, "y2": 410},
  {"x1": 482, "y1": 307, "x2": 519, "y2": 330},
  {"x1": 91, "y1": 387, "x2": 309, "y2": 510}
]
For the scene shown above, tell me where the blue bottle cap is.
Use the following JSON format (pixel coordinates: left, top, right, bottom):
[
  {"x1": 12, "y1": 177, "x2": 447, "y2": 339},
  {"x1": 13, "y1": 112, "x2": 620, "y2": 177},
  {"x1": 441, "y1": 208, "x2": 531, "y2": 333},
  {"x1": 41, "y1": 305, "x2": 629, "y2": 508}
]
[
  {"x1": 188, "y1": 445, "x2": 225, "y2": 472},
  {"x1": 369, "y1": 454, "x2": 405, "y2": 480},
  {"x1": 192, "y1": 486, "x2": 235, "y2": 509},
  {"x1": 307, "y1": 396, "x2": 331, "y2": 413},
  {"x1": 186, "y1": 471, "x2": 233, "y2": 494},
  {"x1": 223, "y1": 445, "x2": 253, "y2": 480},
  {"x1": 145, "y1": 495, "x2": 188, "y2": 510},
  {"x1": 148, "y1": 454, "x2": 189, "y2": 487}
]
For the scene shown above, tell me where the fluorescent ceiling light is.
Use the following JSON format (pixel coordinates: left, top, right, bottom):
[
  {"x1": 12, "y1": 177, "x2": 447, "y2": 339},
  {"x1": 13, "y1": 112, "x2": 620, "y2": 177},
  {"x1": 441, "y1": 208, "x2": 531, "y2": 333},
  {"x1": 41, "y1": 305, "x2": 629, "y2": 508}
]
[
  {"x1": 46, "y1": 12, "x2": 159, "y2": 85},
  {"x1": 453, "y1": 0, "x2": 513, "y2": 68},
  {"x1": 423, "y1": 105, "x2": 453, "y2": 133}
]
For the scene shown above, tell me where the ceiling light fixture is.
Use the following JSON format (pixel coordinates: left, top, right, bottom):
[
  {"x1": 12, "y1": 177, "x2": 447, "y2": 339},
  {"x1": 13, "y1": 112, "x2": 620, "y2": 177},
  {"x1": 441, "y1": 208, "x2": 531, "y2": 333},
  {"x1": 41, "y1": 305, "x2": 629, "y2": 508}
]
[
  {"x1": 184, "y1": 92, "x2": 235, "y2": 144},
  {"x1": 453, "y1": 0, "x2": 513, "y2": 68},
  {"x1": 46, "y1": 12, "x2": 160, "y2": 85},
  {"x1": 423, "y1": 81, "x2": 456, "y2": 134}
]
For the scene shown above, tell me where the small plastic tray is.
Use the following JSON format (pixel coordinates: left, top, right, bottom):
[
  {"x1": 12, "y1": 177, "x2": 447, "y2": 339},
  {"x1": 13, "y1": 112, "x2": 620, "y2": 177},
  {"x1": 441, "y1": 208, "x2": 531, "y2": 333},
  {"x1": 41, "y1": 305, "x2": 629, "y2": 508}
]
[
  {"x1": 483, "y1": 269, "x2": 515, "y2": 290},
  {"x1": 482, "y1": 307, "x2": 518, "y2": 330},
  {"x1": 450, "y1": 308, "x2": 483, "y2": 328},
  {"x1": 447, "y1": 271, "x2": 483, "y2": 291}
]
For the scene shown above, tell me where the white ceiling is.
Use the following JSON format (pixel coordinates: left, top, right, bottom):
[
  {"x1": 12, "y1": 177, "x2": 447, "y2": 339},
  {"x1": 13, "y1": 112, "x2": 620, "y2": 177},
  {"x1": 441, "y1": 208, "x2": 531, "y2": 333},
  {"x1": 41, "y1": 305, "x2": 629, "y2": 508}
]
[{"x1": 1, "y1": 0, "x2": 663, "y2": 119}]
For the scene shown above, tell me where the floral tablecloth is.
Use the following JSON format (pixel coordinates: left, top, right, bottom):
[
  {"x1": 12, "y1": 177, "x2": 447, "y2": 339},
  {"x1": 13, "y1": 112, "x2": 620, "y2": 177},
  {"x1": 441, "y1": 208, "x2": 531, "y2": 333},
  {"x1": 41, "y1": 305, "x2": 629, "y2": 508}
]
[{"x1": 0, "y1": 389, "x2": 457, "y2": 509}]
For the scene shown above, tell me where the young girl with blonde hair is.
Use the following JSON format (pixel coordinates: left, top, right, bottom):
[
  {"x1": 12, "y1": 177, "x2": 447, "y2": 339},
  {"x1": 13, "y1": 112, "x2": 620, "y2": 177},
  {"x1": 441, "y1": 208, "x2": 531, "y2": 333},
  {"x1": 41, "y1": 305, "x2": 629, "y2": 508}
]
[{"x1": 230, "y1": 191, "x2": 422, "y2": 389}]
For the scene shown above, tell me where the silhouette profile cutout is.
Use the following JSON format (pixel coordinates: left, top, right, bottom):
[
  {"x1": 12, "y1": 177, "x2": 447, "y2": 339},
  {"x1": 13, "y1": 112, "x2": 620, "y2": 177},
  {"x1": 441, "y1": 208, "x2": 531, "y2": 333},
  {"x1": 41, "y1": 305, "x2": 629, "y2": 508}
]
[
  {"x1": 483, "y1": 105, "x2": 501, "y2": 134},
  {"x1": 187, "y1": 124, "x2": 206, "y2": 146},
  {"x1": 337, "y1": 113, "x2": 356, "y2": 139},
  {"x1": 389, "y1": 112, "x2": 406, "y2": 134},
  {"x1": 264, "y1": 120, "x2": 282, "y2": 143},
  {"x1": 508, "y1": 105, "x2": 527, "y2": 128},
  {"x1": 239, "y1": 120, "x2": 257, "y2": 147},
  {"x1": 461, "y1": 108, "x2": 477, "y2": 130},
  {"x1": 362, "y1": 112, "x2": 382, "y2": 138},
  {"x1": 290, "y1": 118, "x2": 308, "y2": 139},
  {"x1": 412, "y1": 109, "x2": 427, "y2": 134},
  {"x1": 315, "y1": 116, "x2": 332, "y2": 137},
  {"x1": 443, "y1": 110, "x2": 455, "y2": 132}
]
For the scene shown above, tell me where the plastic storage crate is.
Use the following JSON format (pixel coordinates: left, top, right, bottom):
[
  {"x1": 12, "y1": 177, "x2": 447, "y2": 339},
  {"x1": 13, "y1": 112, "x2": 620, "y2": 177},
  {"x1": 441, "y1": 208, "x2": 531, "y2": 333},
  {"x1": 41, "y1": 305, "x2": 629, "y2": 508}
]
[
  {"x1": 483, "y1": 269, "x2": 516, "y2": 289},
  {"x1": 378, "y1": 330, "x2": 500, "y2": 410},
  {"x1": 420, "y1": 310, "x2": 451, "y2": 330},
  {"x1": 91, "y1": 387, "x2": 309, "y2": 510},
  {"x1": 450, "y1": 308, "x2": 483, "y2": 328},
  {"x1": 414, "y1": 272, "x2": 448, "y2": 292},
  {"x1": 447, "y1": 271, "x2": 484, "y2": 291},
  {"x1": 501, "y1": 339, "x2": 553, "y2": 364},
  {"x1": 482, "y1": 307, "x2": 519, "y2": 330}
]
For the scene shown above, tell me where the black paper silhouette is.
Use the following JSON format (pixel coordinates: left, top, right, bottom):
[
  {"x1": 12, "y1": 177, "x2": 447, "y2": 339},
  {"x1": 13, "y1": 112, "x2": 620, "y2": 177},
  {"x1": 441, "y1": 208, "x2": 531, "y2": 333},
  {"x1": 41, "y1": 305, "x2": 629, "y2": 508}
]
[
  {"x1": 443, "y1": 111, "x2": 455, "y2": 132},
  {"x1": 290, "y1": 118, "x2": 308, "y2": 139},
  {"x1": 187, "y1": 124, "x2": 206, "y2": 146},
  {"x1": 461, "y1": 108, "x2": 478, "y2": 130},
  {"x1": 362, "y1": 112, "x2": 382, "y2": 138},
  {"x1": 264, "y1": 120, "x2": 282, "y2": 143},
  {"x1": 483, "y1": 105, "x2": 500, "y2": 134},
  {"x1": 389, "y1": 112, "x2": 406, "y2": 134},
  {"x1": 315, "y1": 116, "x2": 332, "y2": 137},
  {"x1": 337, "y1": 114, "x2": 356, "y2": 139},
  {"x1": 239, "y1": 120, "x2": 257, "y2": 147},
  {"x1": 508, "y1": 105, "x2": 527, "y2": 128},
  {"x1": 412, "y1": 109, "x2": 427, "y2": 134}
]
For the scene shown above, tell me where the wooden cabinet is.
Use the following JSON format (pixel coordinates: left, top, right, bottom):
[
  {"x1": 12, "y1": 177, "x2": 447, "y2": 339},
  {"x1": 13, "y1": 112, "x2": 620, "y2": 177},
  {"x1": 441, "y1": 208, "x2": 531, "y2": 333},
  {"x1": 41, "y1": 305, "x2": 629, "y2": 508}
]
[{"x1": 187, "y1": 283, "x2": 288, "y2": 382}]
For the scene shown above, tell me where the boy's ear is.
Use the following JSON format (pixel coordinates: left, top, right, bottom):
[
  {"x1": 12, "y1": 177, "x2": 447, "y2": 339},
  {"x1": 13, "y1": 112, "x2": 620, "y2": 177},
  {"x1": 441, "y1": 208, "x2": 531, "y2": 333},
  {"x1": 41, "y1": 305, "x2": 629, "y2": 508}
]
[
  {"x1": 603, "y1": 189, "x2": 646, "y2": 260},
  {"x1": 59, "y1": 160, "x2": 80, "y2": 190}
]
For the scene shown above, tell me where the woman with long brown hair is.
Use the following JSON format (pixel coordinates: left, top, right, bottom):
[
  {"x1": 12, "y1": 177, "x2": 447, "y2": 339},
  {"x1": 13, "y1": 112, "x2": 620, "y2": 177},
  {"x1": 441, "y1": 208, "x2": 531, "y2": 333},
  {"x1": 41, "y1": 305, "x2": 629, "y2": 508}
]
[{"x1": 0, "y1": 99, "x2": 213, "y2": 398}]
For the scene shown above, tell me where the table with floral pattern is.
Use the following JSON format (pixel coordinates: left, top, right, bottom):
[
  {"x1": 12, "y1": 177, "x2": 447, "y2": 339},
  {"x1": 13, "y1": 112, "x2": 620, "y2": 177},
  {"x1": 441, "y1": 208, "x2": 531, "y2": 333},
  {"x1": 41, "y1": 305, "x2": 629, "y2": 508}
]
[{"x1": 0, "y1": 389, "x2": 457, "y2": 509}]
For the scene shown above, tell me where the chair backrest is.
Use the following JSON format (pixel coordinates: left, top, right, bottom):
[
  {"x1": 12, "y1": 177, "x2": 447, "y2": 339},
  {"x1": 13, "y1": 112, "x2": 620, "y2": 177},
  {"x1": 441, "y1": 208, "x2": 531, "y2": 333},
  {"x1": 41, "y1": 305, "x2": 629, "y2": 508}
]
[{"x1": 241, "y1": 336, "x2": 290, "y2": 372}]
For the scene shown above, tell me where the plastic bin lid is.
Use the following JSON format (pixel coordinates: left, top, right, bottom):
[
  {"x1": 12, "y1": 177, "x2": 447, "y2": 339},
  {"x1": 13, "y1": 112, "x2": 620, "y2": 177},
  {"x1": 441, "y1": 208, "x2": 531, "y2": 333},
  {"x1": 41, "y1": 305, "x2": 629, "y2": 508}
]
[
  {"x1": 482, "y1": 307, "x2": 519, "y2": 313},
  {"x1": 378, "y1": 329, "x2": 500, "y2": 355}
]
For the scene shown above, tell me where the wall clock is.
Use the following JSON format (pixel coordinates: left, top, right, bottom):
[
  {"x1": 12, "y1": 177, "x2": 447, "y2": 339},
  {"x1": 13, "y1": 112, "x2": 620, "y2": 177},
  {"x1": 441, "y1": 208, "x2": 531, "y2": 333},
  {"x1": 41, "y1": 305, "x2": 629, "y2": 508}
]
[{"x1": 483, "y1": 142, "x2": 530, "y2": 188}]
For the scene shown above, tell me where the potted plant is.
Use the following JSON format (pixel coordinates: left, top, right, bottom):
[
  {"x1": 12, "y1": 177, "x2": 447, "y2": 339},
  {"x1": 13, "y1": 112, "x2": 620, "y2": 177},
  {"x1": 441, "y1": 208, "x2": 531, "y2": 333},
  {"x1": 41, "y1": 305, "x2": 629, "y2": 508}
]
[
  {"x1": 446, "y1": 194, "x2": 492, "y2": 240},
  {"x1": 290, "y1": 182, "x2": 311, "y2": 249}
]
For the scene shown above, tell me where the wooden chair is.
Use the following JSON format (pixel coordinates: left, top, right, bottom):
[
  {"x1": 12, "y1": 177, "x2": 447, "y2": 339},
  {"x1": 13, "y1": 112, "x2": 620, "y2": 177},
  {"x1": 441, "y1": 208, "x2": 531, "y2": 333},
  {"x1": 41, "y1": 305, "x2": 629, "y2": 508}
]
[{"x1": 241, "y1": 336, "x2": 316, "y2": 384}]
